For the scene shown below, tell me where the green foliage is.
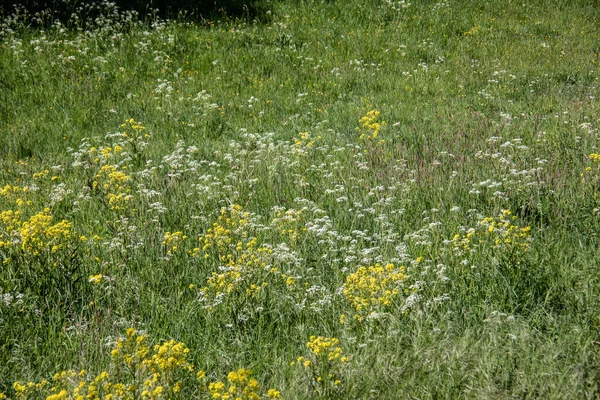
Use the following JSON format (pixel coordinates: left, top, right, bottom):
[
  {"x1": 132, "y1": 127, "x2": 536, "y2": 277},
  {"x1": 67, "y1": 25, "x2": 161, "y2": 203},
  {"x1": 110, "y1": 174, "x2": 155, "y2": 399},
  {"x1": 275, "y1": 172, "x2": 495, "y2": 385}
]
[{"x1": 1, "y1": 0, "x2": 600, "y2": 398}]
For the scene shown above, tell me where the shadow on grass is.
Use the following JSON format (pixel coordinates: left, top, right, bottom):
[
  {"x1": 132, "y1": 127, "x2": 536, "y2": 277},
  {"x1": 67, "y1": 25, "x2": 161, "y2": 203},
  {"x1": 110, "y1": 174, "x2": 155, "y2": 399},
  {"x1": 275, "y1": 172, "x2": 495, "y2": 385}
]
[{"x1": 1, "y1": 0, "x2": 273, "y2": 27}]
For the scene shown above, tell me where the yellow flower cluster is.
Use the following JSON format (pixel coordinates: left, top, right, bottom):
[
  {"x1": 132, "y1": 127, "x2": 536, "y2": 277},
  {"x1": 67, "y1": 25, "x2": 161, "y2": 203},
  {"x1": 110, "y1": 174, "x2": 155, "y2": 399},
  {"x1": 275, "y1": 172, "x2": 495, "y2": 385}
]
[
  {"x1": 6, "y1": 328, "x2": 283, "y2": 400},
  {"x1": 0, "y1": 184, "x2": 28, "y2": 199},
  {"x1": 162, "y1": 231, "x2": 187, "y2": 255},
  {"x1": 201, "y1": 245, "x2": 272, "y2": 301},
  {"x1": 208, "y1": 369, "x2": 280, "y2": 400},
  {"x1": 0, "y1": 208, "x2": 73, "y2": 256},
  {"x1": 111, "y1": 327, "x2": 194, "y2": 373},
  {"x1": 342, "y1": 263, "x2": 409, "y2": 321},
  {"x1": 195, "y1": 204, "x2": 250, "y2": 257},
  {"x1": 270, "y1": 208, "x2": 307, "y2": 242},
  {"x1": 196, "y1": 205, "x2": 273, "y2": 304},
  {"x1": 357, "y1": 110, "x2": 386, "y2": 144},
  {"x1": 88, "y1": 273, "x2": 104, "y2": 284},
  {"x1": 452, "y1": 209, "x2": 532, "y2": 253},
  {"x1": 463, "y1": 26, "x2": 480, "y2": 36},
  {"x1": 33, "y1": 169, "x2": 50, "y2": 180},
  {"x1": 121, "y1": 117, "x2": 147, "y2": 137},
  {"x1": 292, "y1": 131, "x2": 319, "y2": 155},
  {"x1": 86, "y1": 119, "x2": 148, "y2": 166},
  {"x1": 0, "y1": 209, "x2": 21, "y2": 249},
  {"x1": 0, "y1": 185, "x2": 33, "y2": 208},
  {"x1": 93, "y1": 165, "x2": 133, "y2": 211},
  {"x1": 119, "y1": 118, "x2": 151, "y2": 159},
  {"x1": 11, "y1": 328, "x2": 197, "y2": 400},
  {"x1": 306, "y1": 336, "x2": 345, "y2": 362},
  {"x1": 292, "y1": 336, "x2": 348, "y2": 393},
  {"x1": 109, "y1": 328, "x2": 195, "y2": 399},
  {"x1": 582, "y1": 154, "x2": 600, "y2": 193},
  {"x1": 89, "y1": 144, "x2": 125, "y2": 164},
  {"x1": 13, "y1": 367, "x2": 132, "y2": 399},
  {"x1": 19, "y1": 209, "x2": 73, "y2": 255}
]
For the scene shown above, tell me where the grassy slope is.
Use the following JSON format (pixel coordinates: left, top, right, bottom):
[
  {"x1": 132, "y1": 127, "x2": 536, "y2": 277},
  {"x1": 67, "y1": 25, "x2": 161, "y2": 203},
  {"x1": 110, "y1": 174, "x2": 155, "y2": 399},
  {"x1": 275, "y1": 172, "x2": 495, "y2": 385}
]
[{"x1": 1, "y1": 0, "x2": 600, "y2": 398}]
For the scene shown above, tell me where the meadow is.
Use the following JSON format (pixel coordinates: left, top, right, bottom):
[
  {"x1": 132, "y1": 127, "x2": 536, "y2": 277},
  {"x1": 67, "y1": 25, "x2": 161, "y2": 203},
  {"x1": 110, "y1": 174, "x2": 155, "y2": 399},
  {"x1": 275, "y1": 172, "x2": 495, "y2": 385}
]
[{"x1": 1, "y1": 0, "x2": 600, "y2": 398}]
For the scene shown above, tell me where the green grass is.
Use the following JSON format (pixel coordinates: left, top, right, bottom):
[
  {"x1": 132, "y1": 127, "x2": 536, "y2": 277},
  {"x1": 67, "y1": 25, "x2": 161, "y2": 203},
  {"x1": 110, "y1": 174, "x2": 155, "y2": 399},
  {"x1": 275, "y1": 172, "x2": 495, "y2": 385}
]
[{"x1": 1, "y1": 0, "x2": 600, "y2": 398}]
